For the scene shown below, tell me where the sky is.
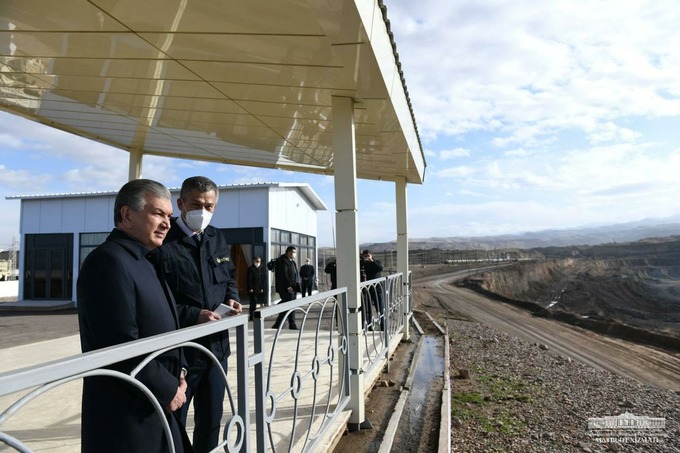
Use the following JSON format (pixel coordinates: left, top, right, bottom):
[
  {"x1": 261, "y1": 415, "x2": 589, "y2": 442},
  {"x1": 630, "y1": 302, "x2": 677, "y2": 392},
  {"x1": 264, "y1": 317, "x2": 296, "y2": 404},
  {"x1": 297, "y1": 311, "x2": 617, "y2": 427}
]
[{"x1": 1, "y1": 0, "x2": 680, "y2": 249}]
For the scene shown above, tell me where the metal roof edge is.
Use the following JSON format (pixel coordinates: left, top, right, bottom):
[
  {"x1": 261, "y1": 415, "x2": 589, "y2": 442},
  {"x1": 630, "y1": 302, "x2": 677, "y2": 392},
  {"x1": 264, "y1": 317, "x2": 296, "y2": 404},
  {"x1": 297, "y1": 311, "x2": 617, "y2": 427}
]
[
  {"x1": 6, "y1": 182, "x2": 328, "y2": 211},
  {"x1": 378, "y1": 0, "x2": 427, "y2": 176}
]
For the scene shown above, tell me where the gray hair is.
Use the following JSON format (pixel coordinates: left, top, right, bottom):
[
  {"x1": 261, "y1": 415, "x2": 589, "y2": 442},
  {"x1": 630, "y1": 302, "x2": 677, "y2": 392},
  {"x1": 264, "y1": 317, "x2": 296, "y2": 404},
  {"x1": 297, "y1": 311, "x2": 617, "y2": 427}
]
[
  {"x1": 179, "y1": 176, "x2": 219, "y2": 202},
  {"x1": 114, "y1": 179, "x2": 171, "y2": 226}
]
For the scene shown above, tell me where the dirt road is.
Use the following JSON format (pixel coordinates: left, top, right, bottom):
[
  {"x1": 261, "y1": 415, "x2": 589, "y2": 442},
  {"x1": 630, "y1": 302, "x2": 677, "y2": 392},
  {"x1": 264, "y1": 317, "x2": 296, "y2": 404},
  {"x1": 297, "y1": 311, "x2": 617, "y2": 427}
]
[{"x1": 418, "y1": 269, "x2": 680, "y2": 391}]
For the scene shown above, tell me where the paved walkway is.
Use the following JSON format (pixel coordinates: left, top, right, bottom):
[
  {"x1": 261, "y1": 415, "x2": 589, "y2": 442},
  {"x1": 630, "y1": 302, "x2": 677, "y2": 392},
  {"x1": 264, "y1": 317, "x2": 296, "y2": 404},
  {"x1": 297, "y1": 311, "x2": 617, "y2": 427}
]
[{"x1": 0, "y1": 325, "x2": 392, "y2": 452}]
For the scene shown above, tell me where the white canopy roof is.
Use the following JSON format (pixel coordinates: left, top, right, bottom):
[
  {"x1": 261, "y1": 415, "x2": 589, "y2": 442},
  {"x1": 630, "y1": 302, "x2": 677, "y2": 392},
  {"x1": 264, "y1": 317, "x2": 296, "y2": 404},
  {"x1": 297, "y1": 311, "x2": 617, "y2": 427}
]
[{"x1": 0, "y1": 0, "x2": 426, "y2": 184}]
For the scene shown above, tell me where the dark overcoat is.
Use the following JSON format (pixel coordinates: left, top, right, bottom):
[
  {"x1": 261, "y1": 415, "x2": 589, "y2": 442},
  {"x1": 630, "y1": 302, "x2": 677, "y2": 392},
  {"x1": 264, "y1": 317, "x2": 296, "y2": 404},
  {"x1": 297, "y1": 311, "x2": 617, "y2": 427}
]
[
  {"x1": 274, "y1": 254, "x2": 300, "y2": 296},
  {"x1": 77, "y1": 228, "x2": 190, "y2": 453},
  {"x1": 247, "y1": 263, "x2": 265, "y2": 294}
]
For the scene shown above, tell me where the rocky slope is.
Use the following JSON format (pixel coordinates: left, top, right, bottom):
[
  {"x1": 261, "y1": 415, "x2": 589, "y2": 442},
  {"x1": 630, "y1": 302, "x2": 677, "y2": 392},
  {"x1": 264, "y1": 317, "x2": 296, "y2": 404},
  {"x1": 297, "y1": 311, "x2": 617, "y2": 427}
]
[{"x1": 446, "y1": 318, "x2": 680, "y2": 452}]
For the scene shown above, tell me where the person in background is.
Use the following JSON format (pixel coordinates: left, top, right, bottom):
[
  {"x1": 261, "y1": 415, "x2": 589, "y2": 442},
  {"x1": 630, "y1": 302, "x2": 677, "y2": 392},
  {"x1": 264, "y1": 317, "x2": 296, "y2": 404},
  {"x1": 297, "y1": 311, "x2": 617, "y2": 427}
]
[
  {"x1": 324, "y1": 260, "x2": 337, "y2": 290},
  {"x1": 77, "y1": 179, "x2": 192, "y2": 453},
  {"x1": 161, "y1": 176, "x2": 242, "y2": 453},
  {"x1": 247, "y1": 256, "x2": 265, "y2": 320},
  {"x1": 361, "y1": 249, "x2": 384, "y2": 330},
  {"x1": 299, "y1": 258, "x2": 315, "y2": 297},
  {"x1": 272, "y1": 246, "x2": 300, "y2": 330}
]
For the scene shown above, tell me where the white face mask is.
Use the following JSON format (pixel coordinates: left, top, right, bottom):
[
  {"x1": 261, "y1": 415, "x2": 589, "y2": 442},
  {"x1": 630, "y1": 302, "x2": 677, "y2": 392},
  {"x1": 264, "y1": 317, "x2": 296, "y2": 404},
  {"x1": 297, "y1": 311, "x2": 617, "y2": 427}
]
[{"x1": 184, "y1": 208, "x2": 212, "y2": 232}]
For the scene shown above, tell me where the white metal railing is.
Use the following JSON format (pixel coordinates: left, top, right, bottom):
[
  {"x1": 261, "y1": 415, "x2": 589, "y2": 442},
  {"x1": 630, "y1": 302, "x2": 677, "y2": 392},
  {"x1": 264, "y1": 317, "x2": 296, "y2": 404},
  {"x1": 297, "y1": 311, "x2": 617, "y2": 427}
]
[{"x1": 0, "y1": 274, "x2": 411, "y2": 452}]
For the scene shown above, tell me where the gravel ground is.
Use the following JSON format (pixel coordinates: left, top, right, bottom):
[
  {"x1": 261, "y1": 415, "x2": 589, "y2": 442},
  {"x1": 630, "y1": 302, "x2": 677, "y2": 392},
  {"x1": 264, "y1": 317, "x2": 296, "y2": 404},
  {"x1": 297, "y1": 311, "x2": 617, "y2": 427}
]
[{"x1": 446, "y1": 319, "x2": 680, "y2": 452}]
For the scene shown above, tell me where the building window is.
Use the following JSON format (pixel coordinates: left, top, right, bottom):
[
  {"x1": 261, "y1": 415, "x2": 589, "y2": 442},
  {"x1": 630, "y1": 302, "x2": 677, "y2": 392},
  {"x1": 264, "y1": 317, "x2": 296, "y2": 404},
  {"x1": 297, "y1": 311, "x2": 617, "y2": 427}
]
[
  {"x1": 24, "y1": 233, "x2": 73, "y2": 300},
  {"x1": 79, "y1": 232, "x2": 108, "y2": 269},
  {"x1": 270, "y1": 228, "x2": 316, "y2": 268}
]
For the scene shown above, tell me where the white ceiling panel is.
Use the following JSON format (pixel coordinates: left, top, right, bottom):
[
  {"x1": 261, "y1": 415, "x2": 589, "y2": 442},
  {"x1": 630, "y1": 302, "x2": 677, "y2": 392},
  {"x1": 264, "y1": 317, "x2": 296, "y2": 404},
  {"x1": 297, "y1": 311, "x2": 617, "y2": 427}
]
[{"x1": 0, "y1": 0, "x2": 425, "y2": 183}]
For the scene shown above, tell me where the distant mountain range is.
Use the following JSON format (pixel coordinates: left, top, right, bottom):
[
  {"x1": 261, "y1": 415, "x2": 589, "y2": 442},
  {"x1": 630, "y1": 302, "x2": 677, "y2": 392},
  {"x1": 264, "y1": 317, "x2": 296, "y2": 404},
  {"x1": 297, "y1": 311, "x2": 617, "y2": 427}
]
[{"x1": 359, "y1": 215, "x2": 680, "y2": 251}]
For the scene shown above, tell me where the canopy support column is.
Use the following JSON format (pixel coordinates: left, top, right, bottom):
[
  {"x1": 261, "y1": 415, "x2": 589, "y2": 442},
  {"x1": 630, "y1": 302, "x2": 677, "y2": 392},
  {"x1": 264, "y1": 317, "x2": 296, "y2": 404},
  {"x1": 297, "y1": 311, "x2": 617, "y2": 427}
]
[
  {"x1": 128, "y1": 148, "x2": 143, "y2": 180},
  {"x1": 332, "y1": 96, "x2": 369, "y2": 430},
  {"x1": 396, "y1": 177, "x2": 410, "y2": 340}
]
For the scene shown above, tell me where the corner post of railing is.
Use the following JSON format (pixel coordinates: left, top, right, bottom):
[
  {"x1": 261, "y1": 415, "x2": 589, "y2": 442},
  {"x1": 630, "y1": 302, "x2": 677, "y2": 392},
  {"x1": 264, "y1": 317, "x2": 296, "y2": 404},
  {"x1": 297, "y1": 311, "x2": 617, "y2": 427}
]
[
  {"x1": 383, "y1": 277, "x2": 390, "y2": 372},
  {"x1": 340, "y1": 291, "x2": 351, "y2": 399},
  {"x1": 252, "y1": 313, "x2": 267, "y2": 452},
  {"x1": 235, "y1": 321, "x2": 250, "y2": 453}
]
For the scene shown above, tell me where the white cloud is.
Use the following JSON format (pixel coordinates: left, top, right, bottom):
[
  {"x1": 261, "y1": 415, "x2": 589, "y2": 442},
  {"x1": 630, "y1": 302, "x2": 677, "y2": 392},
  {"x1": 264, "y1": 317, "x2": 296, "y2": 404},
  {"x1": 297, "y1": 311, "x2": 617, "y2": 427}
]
[
  {"x1": 0, "y1": 165, "x2": 52, "y2": 189},
  {"x1": 432, "y1": 165, "x2": 478, "y2": 178},
  {"x1": 439, "y1": 148, "x2": 470, "y2": 159},
  {"x1": 389, "y1": 0, "x2": 680, "y2": 145}
]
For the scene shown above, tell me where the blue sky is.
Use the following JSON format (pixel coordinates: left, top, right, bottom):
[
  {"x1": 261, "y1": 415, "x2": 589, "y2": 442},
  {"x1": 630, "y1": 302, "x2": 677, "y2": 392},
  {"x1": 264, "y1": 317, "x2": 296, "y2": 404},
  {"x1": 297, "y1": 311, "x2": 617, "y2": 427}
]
[{"x1": 2, "y1": 0, "x2": 680, "y2": 249}]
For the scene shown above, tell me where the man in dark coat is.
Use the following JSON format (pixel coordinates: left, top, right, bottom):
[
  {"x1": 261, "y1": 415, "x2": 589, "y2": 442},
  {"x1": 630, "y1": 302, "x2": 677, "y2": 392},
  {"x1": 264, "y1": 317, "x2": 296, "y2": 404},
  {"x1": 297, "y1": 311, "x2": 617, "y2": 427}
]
[
  {"x1": 361, "y1": 249, "x2": 385, "y2": 330},
  {"x1": 161, "y1": 176, "x2": 242, "y2": 453},
  {"x1": 247, "y1": 256, "x2": 265, "y2": 320},
  {"x1": 272, "y1": 246, "x2": 300, "y2": 330},
  {"x1": 324, "y1": 260, "x2": 337, "y2": 289},
  {"x1": 299, "y1": 258, "x2": 315, "y2": 297},
  {"x1": 77, "y1": 179, "x2": 191, "y2": 453}
]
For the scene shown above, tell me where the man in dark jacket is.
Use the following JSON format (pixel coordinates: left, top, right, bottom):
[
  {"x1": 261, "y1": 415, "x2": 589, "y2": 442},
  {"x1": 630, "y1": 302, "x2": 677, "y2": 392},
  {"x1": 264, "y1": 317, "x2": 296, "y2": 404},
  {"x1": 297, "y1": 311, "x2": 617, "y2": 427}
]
[
  {"x1": 161, "y1": 176, "x2": 242, "y2": 453},
  {"x1": 299, "y1": 258, "x2": 315, "y2": 297},
  {"x1": 77, "y1": 179, "x2": 191, "y2": 453},
  {"x1": 361, "y1": 249, "x2": 384, "y2": 330},
  {"x1": 272, "y1": 246, "x2": 300, "y2": 329},
  {"x1": 324, "y1": 260, "x2": 337, "y2": 289},
  {"x1": 247, "y1": 256, "x2": 265, "y2": 320}
]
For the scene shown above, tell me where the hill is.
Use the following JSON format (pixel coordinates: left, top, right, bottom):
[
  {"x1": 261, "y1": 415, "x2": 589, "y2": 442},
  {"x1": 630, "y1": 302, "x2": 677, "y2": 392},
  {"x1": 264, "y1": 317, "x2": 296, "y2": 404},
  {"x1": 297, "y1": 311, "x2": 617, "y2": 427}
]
[{"x1": 360, "y1": 215, "x2": 680, "y2": 251}]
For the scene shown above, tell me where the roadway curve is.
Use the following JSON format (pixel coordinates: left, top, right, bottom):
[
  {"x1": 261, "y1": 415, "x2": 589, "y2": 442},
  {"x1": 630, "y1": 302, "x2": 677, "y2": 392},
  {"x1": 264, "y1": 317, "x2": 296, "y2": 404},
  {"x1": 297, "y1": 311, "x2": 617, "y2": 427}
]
[{"x1": 415, "y1": 269, "x2": 680, "y2": 391}]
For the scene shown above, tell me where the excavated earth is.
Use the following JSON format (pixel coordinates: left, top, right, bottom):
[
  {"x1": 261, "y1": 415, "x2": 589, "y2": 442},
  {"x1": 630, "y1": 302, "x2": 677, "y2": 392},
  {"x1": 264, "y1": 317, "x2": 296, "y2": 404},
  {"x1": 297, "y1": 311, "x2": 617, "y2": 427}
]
[{"x1": 456, "y1": 238, "x2": 680, "y2": 352}]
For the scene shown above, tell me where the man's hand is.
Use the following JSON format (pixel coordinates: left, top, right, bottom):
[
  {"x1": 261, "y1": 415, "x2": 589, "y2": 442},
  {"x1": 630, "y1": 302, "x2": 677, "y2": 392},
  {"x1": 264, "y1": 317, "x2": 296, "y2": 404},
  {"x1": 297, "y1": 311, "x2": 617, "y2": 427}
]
[
  {"x1": 197, "y1": 309, "x2": 221, "y2": 323},
  {"x1": 226, "y1": 299, "x2": 242, "y2": 315},
  {"x1": 165, "y1": 375, "x2": 187, "y2": 413},
  {"x1": 287, "y1": 286, "x2": 294, "y2": 294},
  {"x1": 249, "y1": 289, "x2": 253, "y2": 293}
]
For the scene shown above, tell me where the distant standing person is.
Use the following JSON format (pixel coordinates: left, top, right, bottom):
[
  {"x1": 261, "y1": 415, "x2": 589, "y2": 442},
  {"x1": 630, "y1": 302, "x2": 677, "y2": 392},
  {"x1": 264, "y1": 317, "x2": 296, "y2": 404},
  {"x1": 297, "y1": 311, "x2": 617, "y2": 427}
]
[
  {"x1": 272, "y1": 246, "x2": 300, "y2": 330},
  {"x1": 161, "y1": 176, "x2": 242, "y2": 453},
  {"x1": 299, "y1": 258, "x2": 316, "y2": 297},
  {"x1": 324, "y1": 260, "x2": 337, "y2": 290},
  {"x1": 77, "y1": 179, "x2": 191, "y2": 453},
  {"x1": 247, "y1": 256, "x2": 265, "y2": 320},
  {"x1": 362, "y1": 249, "x2": 384, "y2": 329}
]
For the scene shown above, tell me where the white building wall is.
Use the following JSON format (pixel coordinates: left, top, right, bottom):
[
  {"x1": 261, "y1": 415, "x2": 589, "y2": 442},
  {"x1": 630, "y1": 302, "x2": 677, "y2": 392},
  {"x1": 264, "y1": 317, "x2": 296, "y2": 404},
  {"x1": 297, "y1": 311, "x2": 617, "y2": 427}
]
[
  {"x1": 195, "y1": 187, "x2": 269, "y2": 228},
  {"x1": 21, "y1": 197, "x2": 114, "y2": 234},
  {"x1": 84, "y1": 198, "x2": 115, "y2": 232},
  {"x1": 269, "y1": 188, "x2": 318, "y2": 237}
]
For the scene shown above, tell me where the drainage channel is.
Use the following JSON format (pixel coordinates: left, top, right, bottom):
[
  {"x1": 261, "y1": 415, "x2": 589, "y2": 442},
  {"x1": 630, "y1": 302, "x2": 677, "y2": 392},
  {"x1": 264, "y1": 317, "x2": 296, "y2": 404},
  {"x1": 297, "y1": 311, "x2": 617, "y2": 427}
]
[
  {"x1": 382, "y1": 312, "x2": 447, "y2": 453},
  {"x1": 407, "y1": 335, "x2": 445, "y2": 439}
]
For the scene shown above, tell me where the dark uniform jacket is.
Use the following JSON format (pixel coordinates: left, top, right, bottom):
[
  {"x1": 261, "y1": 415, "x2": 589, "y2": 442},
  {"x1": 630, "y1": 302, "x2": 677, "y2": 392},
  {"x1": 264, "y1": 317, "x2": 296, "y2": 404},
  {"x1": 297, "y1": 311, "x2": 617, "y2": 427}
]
[
  {"x1": 161, "y1": 219, "x2": 240, "y2": 366},
  {"x1": 247, "y1": 263, "x2": 264, "y2": 293},
  {"x1": 274, "y1": 253, "x2": 300, "y2": 296},
  {"x1": 363, "y1": 259, "x2": 383, "y2": 280},
  {"x1": 77, "y1": 228, "x2": 190, "y2": 453}
]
